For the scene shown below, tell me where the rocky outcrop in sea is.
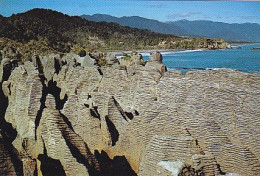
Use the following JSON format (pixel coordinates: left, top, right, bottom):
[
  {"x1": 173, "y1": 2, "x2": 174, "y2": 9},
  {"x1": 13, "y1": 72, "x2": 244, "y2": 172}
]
[{"x1": 0, "y1": 51, "x2": 259, "y2": 176}]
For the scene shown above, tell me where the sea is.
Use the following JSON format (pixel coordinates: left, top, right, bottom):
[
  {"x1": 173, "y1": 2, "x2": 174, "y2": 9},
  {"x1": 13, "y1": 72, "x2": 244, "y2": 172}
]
[{"x1": 141, "y1": 44, "x2": 260, "y2": 74}]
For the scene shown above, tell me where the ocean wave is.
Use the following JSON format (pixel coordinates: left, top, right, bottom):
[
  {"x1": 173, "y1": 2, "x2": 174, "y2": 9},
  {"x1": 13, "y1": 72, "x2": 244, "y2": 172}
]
[
  {"x1": 206, "y1": 68, "x2": 223, "y2": 70},
  {"x1": 167, "y1": 67, "x2": 242, "y2": 71},
  {"x1": 138, "y1": 52, "x2": 151, "y2": 56},
  {"x1": 160, "y1": 51, "x2": 179, "y2": 55},
  {"x1": 167, "y1": 67, "x2": 206, "y2": 71},
  {"x1": 205, "y1": 68, "x2": 236, "y2": 71},
  {"x1": 116, "y1": 56, "x2": 124, "y2": 59},
  {"x1": 116, "y1": 49, "x2": 205, "y2": 58},
  {"x1": 173, "y1": 49, "x2": 204, "y2": 54},
  {"x1": 159, "y1": 49, "x2": 204, "y2": 55}
]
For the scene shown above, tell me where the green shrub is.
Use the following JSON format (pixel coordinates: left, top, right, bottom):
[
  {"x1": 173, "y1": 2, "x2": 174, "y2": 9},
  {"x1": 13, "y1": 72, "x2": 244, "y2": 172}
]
[
  {"x1": 123, "y1": 55, "x2": 131, "y2": 61},
  {"x1": 98, "y1": 58, "x2": 108, "y2": 67}
]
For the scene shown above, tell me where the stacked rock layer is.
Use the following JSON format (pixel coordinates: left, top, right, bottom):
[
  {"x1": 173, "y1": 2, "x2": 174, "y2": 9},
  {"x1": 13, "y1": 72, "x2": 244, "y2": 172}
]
[{"x1": 0, "y1": 52, "x2": 259, "y2": 176}]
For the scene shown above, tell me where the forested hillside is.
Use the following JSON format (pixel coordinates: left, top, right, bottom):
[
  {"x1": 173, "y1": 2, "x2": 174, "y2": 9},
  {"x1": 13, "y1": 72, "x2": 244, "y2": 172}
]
[{"x1": 0, "y1": 9, "x2": 182, "y2": 53}]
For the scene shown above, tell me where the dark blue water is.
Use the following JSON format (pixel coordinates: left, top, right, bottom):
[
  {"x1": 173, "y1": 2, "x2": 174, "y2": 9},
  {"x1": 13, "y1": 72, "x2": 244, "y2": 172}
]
[{"x1": 143, "y1": 44, "x2": 260, "y2": 73}]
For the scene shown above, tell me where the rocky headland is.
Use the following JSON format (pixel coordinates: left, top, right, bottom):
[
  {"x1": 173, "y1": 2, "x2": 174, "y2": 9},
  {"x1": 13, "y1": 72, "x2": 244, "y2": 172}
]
[{"x1": 0, "y1": 50, "x2": 259, "y2": 176}]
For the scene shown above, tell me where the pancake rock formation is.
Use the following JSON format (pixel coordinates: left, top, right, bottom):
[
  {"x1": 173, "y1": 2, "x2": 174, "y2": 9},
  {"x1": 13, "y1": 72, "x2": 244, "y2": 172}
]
[{"x1": 0, "y1": 51, "x2": 259, "y2": 176}]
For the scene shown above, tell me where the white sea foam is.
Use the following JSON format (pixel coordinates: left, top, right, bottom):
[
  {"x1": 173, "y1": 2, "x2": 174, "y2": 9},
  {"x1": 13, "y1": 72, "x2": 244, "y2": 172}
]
[
  {"x1": 159, "y1": 49, "x2": 204, "y2": 55},
  {"x1": 138, "y1": 52, "x2": 151, "y2": 56},
  {"x1": 116, "y1": 56, "x2": 124, "y2": 59},
  {"x1": 160, "y1": 51, "x2": 177, "y2": 55},
  {"x1": 115, "y1": 49, "x2": 205, "y2": 58},
  {"x1": 206, "y1": 68, "x2": 231, "y2": 71},
  {"x1": 173, "y1": 49, "x2": 204, "y2": 54}
]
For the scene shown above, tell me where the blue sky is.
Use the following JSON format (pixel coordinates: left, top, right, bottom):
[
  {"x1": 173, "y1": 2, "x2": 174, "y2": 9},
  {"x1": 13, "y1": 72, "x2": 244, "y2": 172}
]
[{"x1": 0, "y1": 0, "x2": 259, "y2": 24}]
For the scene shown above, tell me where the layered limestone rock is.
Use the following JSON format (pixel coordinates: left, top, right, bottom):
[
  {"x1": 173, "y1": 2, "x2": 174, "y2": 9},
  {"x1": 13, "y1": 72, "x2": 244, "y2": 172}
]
[
  {"x1": 0, "y1": 51, "x2": 259, "y2": 176},
  {"x1": 119, "y1": 52, "x2": 145, "y2": 67}
]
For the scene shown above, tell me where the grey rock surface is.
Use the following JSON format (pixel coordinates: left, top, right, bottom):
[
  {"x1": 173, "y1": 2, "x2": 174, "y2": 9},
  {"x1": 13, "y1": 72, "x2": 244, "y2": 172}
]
[{"x1": 0, "y1": 51, "x2": 259, "y2": 176}]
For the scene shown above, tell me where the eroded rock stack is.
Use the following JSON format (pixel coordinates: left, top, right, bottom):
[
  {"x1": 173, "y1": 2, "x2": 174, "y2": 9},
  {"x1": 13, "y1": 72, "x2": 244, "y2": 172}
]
[{"x1": 0, "y1": 51, "x2": 259, "y2": 176}]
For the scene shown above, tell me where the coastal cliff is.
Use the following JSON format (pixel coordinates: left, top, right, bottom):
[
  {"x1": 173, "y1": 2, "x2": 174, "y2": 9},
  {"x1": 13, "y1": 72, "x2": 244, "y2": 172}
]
[{"x1": 0, "y1": 51, "x2": 259, "y2": 176}]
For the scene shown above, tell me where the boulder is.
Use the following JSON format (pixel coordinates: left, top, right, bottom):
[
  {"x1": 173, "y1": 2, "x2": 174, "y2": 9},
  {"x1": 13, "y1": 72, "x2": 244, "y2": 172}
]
[
  {"x1": 145, "y1": 51, "x2": 167, "y2": 82},
  {"x1": 149, "y1": 50, "x2": 162, "y2": 63},
  {"x1": 105, "y1": 53, "x2": 119, "y2": 65},
  {"x1": 131, "y1": 52, "x2": 145, "y2": 65},
  {"x1": 119, "y1": 52, "x2": 145, "y2": 66},
  {"x1": 145, "y1": 51, "x2": 167, "y2": 74}
]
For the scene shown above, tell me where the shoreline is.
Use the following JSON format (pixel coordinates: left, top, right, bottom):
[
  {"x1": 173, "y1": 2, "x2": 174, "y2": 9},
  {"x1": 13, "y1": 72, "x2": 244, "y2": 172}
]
[
  {"x1": 109, "y1": 48, "x2": 208, "y2": 56},
  {"x1": 110, "y1": 43, "x2": 260, "y2": 57},
  {"x1": 167, "y1": 67, "x2": 260, "y2": 74},
  {"x1": 229, "y1": 42, "x2": 260, "y2": 45}
]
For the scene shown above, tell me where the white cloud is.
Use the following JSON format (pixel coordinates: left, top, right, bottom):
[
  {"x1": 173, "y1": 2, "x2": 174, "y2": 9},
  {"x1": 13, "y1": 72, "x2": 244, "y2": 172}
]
[
  {"x1": 167, "y1": 11, "x2": 202, "y2": 19},
  {"x1": 148, "y1": 3, "x2": 164, "y2": 8},
  {"x1": 239, "y1": 15, "x2": 260, "y2": 20}
]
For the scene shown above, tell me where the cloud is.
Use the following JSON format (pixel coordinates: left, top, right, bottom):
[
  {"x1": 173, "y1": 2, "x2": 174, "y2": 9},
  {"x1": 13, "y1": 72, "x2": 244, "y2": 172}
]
[
  {"x1": 202, "y1": 14, "x2": 212, "y2": 20},
  {"x1": 148, "y1": 3, "x2": 163, "y2": 8},
  {"x1": 79, "y1": 4, "x2": 87, "y2": 9},
  {"x1": 239, "y1": 15, "x2": 260, "y2": 20},
  {"x1": 167, "y1": 11, "x2": 202, "y2": 19}
]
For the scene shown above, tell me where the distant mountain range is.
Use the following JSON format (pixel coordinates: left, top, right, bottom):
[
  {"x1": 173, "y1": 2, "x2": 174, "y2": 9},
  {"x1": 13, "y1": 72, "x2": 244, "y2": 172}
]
[
  {"x1": 82, "y1": 14, "x2": 260, "y2": 42},
  {"x1": 81, "y1": 14, "x2": 188, "y2": 36}
]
